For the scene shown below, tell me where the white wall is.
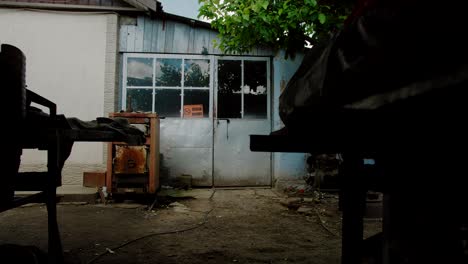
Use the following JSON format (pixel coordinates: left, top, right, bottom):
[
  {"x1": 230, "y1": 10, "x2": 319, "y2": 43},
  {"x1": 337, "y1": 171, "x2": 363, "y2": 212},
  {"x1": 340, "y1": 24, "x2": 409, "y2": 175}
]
[{"x1": 0, "y1": 9, "x2": 111, "y2": 183}]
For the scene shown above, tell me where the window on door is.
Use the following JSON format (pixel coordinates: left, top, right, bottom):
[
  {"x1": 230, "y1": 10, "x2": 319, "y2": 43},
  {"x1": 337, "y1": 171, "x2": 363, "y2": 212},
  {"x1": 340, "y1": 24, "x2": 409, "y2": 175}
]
[
  {"x1": 217, "y1": 59, "x2": 269, "y2": 119},
  {"x1": 124, "y1": 55, "x2": 211, "y2": 118}
]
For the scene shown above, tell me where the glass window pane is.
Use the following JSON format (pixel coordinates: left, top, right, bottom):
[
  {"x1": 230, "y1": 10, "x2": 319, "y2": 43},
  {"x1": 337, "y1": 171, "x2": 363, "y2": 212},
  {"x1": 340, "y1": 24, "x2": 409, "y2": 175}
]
[
  {"x1": 244, "y1": 61, "x2": 267, "y2": 119},
  {"x1": 184, "y1": 59, "x2": 210, "y2": 87},
  {"x1": 156, "y1": 58, "x2": 182, "y2": 87},
  {"x1": 127, "y1": 58, "x2": 153, "y2": 87},
  {"x1": 126, "y1": 89, "x2": 152, "y2": 112},
  {"x1": 154, "y1": 89, "x2": 181, "y2": 117},
  {"x1": 183, "y1": 89, "x2": 209, "y2": 118},
  {"x1": 217, "y1": 60, "x2": 241, "y2": 118}
]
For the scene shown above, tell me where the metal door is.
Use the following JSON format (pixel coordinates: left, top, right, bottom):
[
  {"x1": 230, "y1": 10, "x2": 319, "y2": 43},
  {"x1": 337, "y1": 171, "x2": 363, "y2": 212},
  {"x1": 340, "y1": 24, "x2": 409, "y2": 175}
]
[
  {"x1": 122, "y1": 53, "x2": 214, "y2": 186},
  {"x1": 213, "y1": 57, "x2": 271, "y2": 186}
]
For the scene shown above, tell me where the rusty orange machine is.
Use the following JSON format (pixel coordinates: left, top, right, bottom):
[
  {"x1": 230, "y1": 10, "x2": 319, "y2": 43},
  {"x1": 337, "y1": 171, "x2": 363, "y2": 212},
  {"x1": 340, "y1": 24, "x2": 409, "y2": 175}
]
[{"x1": 106, "y1": 113, "x2": 160, "y2": 194}]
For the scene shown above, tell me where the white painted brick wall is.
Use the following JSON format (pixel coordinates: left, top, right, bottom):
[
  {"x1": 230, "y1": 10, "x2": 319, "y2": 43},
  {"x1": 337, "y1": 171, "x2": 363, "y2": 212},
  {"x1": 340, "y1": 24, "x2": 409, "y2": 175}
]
[
  {"x1": 18, "y1": 14, "x2": 119, "y2": 188},
  {"x1": 19, "y1": 163, "x2": 106, "y2": 186},
  {"x1": 103, "y1": 14, "x2": 119, "y2": 166}
]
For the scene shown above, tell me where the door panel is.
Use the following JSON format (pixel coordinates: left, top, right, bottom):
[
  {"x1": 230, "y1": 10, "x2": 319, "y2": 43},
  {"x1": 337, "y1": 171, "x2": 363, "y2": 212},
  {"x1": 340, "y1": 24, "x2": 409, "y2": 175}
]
[
  {"x1": 159, "y1": 118, "x2": 213, "y2": 187},
  {"x1": 214, "y1": 119, "x2": 271, "y2": 186},
  {"x1": 213, "y1": 58, "x2": 271, "y2": 187}
]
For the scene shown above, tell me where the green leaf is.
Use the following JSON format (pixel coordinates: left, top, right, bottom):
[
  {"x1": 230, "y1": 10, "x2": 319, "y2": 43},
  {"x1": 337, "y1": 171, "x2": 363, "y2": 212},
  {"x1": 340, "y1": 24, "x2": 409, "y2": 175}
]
[
  {"x1": 318, "y1": 13, "x2": 326, "y2": 24},
  {"x1": 305, "y1": 0, "x2": 317, "y2": 6},
  {"x1": 198, "y1": 0, "x2": 352, "y2": 56},
  {"x1": 251, "y1": 4, "x2": 259, "y2": 13},
  {"x1": 242, "y1": 8, "x2": 250, "y2": 21}
]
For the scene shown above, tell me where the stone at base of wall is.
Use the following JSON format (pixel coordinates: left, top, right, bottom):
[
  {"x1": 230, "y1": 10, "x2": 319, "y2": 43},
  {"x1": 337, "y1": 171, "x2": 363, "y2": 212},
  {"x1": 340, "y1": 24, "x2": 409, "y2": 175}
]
[
  {"x1": 19, "y1": 163, "x2": 106, "y2": 186},
  {"x1": 16, "y1": 185, "x2": 98, "y2": 204},
  {"x1": 274, "y1": 179, "x2": 307, "y2": 192},
  {"x1": 57, "y1": 185, "x2": 98, "y2": 203}
]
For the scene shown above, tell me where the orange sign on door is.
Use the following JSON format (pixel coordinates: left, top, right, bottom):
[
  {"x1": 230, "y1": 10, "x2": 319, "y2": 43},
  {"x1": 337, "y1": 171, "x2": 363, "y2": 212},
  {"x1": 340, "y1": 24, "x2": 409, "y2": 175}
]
[{"x1": 183, "y1": 104, "x2": 204, "y2": 118}]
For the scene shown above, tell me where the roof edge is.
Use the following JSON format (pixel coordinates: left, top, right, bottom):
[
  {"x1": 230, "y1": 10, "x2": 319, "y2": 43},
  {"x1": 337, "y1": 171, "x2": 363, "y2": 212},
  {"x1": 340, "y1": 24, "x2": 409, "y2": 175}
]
[
  {"x1": 161, "y1": 12, "x2": 212, "y2": 30},
  {"x1": 0, "y1": 1, "x2": 142, "y2": 12},
  {"x1": 121, "y1": 0, "x2": 161, "y2": 13}
]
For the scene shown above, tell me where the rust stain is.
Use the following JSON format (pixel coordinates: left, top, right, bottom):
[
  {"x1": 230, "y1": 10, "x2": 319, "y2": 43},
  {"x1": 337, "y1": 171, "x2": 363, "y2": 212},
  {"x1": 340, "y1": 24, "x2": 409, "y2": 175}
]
[{"x1": 114, "y1": 146, "x2": 147, "y2": 174}]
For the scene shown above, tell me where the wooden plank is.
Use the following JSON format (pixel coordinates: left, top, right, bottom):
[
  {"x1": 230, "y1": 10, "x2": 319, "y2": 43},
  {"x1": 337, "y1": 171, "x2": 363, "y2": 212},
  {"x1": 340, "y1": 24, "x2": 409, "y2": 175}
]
[
  {"x1": 188, "y1": 26, "x2": 195, "y2": 53},
  {"x1": 117, "y1": 117, "x2": 149, "y2": 124},
  {"x1": 143, "y1": 16, "x2": 153, "y2": 52},
  {"x1": 111, "y1": 0, "x2": 127, "y2": 7},
  {"x1": 156, "y1": 19, "x2": 166, "y2": 52},
  {"x1": 106, "y1": 142, "x2": 113, "y2": 192},
  {"x1": 172, "y1": 22, "x2": 189, "y2": 53},
  {"x1": 150, "y1": 18, "x2": 159, "y2": 52},
  {"x1": 194, "y1": 28, "x2": 211, "y2": 55},
  {"x1": 163, "y1": 22, "x2": 175, "y2": 53},
  {"x1": 83, "y1": 172, "x2": 106, "y2": 187},
  {"x1": 126, "y1": 25, "x2": 135, "y2": 51},
  {"x1": 109, "y1": 140, "x2": 150, "y2": 146},
  {"x1": 134, "y1": 16, "x2": 145, "y2": 52},
  {"x1": 135, "y1": 0, "x2": 156, "y2": 11},
  {"x1": 110, "y1": 112, "x2": 158, "y2": 118},
  {"x1": 119, "y1": 26, "x2": 128, "y2": 52},
  {"x1": 122, "y1": 0, "x2": 155, "y2": 11},
  {"x1": 149, "y1": 116, "x2": 159, "y2": 193}
]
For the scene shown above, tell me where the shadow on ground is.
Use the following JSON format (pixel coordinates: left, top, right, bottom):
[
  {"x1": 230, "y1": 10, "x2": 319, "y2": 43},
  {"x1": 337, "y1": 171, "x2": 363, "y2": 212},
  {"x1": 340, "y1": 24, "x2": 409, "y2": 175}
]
[{"x1": 0, "y1": 189, "x2": 380, "y2": 264}]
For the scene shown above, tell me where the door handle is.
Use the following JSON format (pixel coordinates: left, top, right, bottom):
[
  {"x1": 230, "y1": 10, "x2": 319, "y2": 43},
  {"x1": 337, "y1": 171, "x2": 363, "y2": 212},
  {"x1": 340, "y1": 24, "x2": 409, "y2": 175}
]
[{"x1": 216, "y1": 119, "x2": 230, "y2": 140}]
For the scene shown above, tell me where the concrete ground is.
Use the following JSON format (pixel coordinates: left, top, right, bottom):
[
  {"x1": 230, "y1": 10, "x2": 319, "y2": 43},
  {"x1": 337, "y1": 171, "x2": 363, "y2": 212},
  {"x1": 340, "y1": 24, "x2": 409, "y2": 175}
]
[{"x1": 0, "y1": 189, "x2": 380, "y2": 264}]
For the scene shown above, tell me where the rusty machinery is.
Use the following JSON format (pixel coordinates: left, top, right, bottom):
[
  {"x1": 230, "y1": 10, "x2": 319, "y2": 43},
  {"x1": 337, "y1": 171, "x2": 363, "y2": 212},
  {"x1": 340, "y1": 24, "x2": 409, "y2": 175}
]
[{"x1": 106, "y1": 113, "x2": 160, "y2": 195}]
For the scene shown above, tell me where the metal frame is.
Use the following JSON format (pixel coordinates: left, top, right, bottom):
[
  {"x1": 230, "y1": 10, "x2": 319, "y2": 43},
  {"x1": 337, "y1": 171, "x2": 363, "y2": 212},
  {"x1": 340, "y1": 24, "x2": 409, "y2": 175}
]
[
  {"x1": 123, "y1": 53, "x2": 272, "y2": 187},
  {"x1": 212, "y1": 56, "x2": 272, "y2": 187},
  {"x1": 214, "y1": 56, "x2": 271, "y2": 120},
  {"x1": 122, "y1": 53, "x2": 213, "y2": 118},
  {"x1": 123, "y1": 53, "x2": 271, "y2": 120}
]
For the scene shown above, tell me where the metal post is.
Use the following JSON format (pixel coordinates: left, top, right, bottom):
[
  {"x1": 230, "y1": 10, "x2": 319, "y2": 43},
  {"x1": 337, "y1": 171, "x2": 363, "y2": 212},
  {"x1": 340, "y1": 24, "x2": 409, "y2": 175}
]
[
  {"x1": 341, "y1": 153, "x2": 366, "y2": 264},
  {"x1": 46, "y1": 130, "x2": 64, "y2": 264}
]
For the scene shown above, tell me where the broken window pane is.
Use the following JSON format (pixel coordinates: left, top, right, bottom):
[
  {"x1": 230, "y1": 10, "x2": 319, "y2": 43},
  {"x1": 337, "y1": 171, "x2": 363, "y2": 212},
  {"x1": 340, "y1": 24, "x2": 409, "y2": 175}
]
[
  {"x1": 126, "y1": 89, "x2": 152, "y2": 112},
  {"x1": 183, "y1": 89, "x2": 209, "y2": 118},
  {"x1": 127, "y1": 58, "x2": 153, "y2": 87},
  {"x1": 154, "y1": 89, "x2": 181, "y2": 117},
  {"x1": 156, "y1": 58, "x2": 182, "y2": 87},
  {"x1": 217, "y1": 60, "x2": 241, "y2": 118},
  {"x1": 244, "y1": 60, "x2": 267, "y2": 119},
  {"x1": 184, "y1": 59, "x2": 210, "y2": 87}
]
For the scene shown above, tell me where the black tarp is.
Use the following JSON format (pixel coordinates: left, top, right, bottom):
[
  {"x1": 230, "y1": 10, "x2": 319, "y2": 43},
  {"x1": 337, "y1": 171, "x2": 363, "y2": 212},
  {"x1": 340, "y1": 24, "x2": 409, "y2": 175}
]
[{"x1": 279, "y1": 0, "x2": 468, "y2": 129}]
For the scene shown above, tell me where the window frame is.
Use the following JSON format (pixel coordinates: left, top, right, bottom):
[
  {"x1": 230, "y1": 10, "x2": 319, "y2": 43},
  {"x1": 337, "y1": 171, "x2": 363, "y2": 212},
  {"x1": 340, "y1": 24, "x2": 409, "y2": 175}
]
[
  {"x1": 215, "y1": 56, "x2": 271, "y2": 120},
  {"x1": 122, "y1": 53, "x2": 213, "y2": 119}
]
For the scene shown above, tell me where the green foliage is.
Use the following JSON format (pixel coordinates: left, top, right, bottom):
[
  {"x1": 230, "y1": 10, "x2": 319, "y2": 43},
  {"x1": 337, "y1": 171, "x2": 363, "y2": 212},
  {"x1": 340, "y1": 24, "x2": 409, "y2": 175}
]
[{"x1": 198, "y1": 0, "x2": 352, "y2": 57}]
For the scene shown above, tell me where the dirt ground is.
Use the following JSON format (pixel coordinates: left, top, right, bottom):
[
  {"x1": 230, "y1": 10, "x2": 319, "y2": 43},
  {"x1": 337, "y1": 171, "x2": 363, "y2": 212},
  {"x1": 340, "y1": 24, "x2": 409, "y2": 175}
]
[{"x1": 0, "y1": 189, "x2": 381, "y2": 264}]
